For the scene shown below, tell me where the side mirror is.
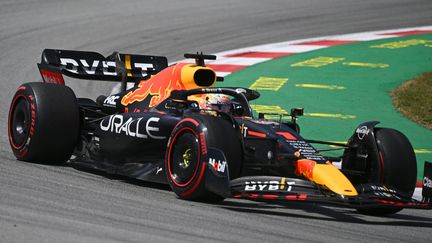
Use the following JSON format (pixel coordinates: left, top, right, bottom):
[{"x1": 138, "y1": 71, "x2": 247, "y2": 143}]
[{"x1": 290, "y1": 108, "x2": 304, "y2": 122}]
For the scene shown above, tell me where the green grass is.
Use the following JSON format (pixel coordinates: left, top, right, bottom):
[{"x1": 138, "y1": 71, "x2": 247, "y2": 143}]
[{"x1": 392, "y1": 72, "x2": 432, "y2": 130}]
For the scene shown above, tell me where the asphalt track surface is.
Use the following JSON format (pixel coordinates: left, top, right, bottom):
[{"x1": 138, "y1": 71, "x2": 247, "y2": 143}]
[{"x1": 1, "y1": 0, "x2": 432, "y2": 242}]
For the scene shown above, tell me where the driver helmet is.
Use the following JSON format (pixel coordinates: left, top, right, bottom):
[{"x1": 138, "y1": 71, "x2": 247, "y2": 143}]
[{"x1": 199, "y1": 94, "x2": 232, "y2": 112}]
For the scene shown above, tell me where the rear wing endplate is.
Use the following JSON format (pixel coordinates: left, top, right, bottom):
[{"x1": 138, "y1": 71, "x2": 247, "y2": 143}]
[{"x1": 37, "y1": 49, "x2": 168, "y2": 91}]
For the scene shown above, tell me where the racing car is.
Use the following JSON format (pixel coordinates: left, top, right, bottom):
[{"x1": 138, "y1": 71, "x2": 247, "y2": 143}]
[{"x1": 8, "y1": 49, "x2": 432, "y2": 215}]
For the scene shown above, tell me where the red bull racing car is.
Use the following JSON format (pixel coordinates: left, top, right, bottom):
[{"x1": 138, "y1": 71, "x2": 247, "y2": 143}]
[{"x1": 8, "y1": 49, "x2": 432, "y2": 215}]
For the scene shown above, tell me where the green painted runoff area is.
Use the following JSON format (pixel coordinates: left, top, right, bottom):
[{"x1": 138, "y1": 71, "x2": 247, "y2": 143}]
[{"x1": 223, "y1": 34, "x2": 432, "y2": 179}]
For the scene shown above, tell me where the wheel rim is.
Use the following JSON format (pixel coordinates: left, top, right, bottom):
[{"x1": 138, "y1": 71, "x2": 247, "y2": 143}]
[
  {"x1": 10, "y1": 97, "x2": 30, "y2": 149},
  {"x1": 169, "y1": 130, "x2": 200, "y2": 187},
  {"x1": 180, "y1": 148, "x2": 192, "y2": 169}
]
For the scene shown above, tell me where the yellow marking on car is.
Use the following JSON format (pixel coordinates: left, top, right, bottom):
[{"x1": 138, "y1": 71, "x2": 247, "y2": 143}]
[
  {"x1": 370, "y1": 39, "x2": 432, "y2": 49},
  {"x1": 125, "y1": 54, "x2": 132, "y2": 77},
  {"x1": 305, "y1": 113, "x2": 356, "y2": 119},
  {"x1": 249, "y1": 77, "x2": 288, "y2": 91},
  {"x1": 280, "y1": 177, "x2": 286, "y2": 190},
  {"x1": 291, "y1": 56, "x2": 345, "y2": 68},
  {"x1": 414, "y1": 149, "x2": 432, "y2": 154},
  {"x1": 328, "y1": 141, "x2": 348, "y2": 148},
  {"x1": 329, "y1": 141, "x2": 347, "y2": 144},
  {"x1": 295, "y1": 84, "x2": 346, "y2": 90},
  {"x1": 342, "y1": 62, "x2": 389, "y2": 68}
]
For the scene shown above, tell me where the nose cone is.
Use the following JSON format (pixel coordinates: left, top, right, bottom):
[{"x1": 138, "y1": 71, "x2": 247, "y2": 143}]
[
  {"x1": 312, "y1": 164, "x2": 358, "y2": 196},
  {"x1": 296, "y1": 159, "x2": 358, "y2": 196}
]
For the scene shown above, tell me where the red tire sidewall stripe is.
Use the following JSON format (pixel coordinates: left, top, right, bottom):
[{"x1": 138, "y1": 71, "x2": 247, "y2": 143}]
[
  {"x1": 181, "y1": 162, "x2": 206, "y2": 197},
  {"x1": 378, "y1": 151, "x2": 385, "y2": 183},
  {"x1": 8, "y1": 93, "x2": 30, "y2": 151},
  {"x1": 179, "y1": 118, "x2": 199, "y2": 127},
  {"x1": 167, "y1": 125, "x2": 201, "y2": 187}
]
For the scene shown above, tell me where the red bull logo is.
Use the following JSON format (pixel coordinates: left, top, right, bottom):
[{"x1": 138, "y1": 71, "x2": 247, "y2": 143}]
[{"x1": 121, "y1": 64, "x2": 186, "y2": 107}]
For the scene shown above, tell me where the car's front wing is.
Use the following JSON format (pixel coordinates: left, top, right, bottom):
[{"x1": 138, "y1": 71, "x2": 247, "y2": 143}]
[
  {"x1": 228, "y1": 176, "x2": 431, "y2": 210},
  {"x1": 202, "y1": 149, "x2": 431, "y2": 210}
]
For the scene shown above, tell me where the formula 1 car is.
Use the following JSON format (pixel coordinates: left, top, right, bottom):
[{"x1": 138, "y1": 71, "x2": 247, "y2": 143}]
[{"x1": 8, "y1": 49, "x2": 432, "y2": 215}]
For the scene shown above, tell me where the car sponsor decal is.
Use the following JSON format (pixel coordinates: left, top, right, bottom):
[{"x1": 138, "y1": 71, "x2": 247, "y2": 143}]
[
  {"x1": 59, "y1": 57, "x2": 153, "y2": 77},
  {"x1": 288, "y1": 140, "x2": 323, "y2": 161},
  {"x1": 425, "y1": 177, "x2": 432, "y2": 189},
  {"x1": 244, "y1": 178, "x2": 295, "y2": 192},
  {"x1": 369, "y1": 185, "x2": 397, "y2": 198},
  {"x1": 423, "y1": 161, "x2": 432, "y2": 199},
  {"x1": 208, "y1": 157, "x2": 227, "y2": 173},
  {"x1": 103, "y1": 95, "x2": 119, "y2": 107},
  {"x1": 100, "y1": 115, "x2": 165, "y2": 139},
  {"x1": 240, "y1": 124, "x2": 248, "y2": 137},
  {"x1": 199, "y1": 132, "x2": 207, "y2": 155},
  {"x1": 28, "y1": 95, "x2": 36, "y2": 137},
  {"x1": 356, "y1": 126, "x2": 370, "y2": 140}
]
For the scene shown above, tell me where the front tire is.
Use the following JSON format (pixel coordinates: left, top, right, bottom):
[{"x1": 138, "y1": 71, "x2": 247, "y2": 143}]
[
  {"x1": 343, "y1": 128, "x2": 417, "y2": 215},
  {"x1": 8, "y1": 82, "x2": 80, "y2": 164},
  {"x1": 359, "y1": 128, "x2": 416, "y2": 215},
  {"x1": 166, "y1": 114, "x2": 242, "y2": 201}
]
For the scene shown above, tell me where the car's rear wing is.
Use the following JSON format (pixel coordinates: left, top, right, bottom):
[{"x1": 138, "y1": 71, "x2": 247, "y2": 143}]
[{"x1": 37, "y1": 49, "x2": 168, "y2": 91}]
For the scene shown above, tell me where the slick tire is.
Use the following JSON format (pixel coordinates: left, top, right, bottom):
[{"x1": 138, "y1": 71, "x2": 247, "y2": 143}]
[
  {"x1": 166, "y1": 114, "x2": 242, "y2": 202},
  {"x1": 8, "y1": 82, "x2": 80, "y2": 164},
  {"x1": 359, "y1": 128, "x2": 417, "y2": 215}
]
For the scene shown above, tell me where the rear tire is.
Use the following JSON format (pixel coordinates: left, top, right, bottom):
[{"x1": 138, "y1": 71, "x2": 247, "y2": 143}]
[
  {"x1": 166, "y1": 114, "x2": 242, "y2": 202},
  {"x1": 8, "y1": 82, "x2": 80, "y2": 164}
]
